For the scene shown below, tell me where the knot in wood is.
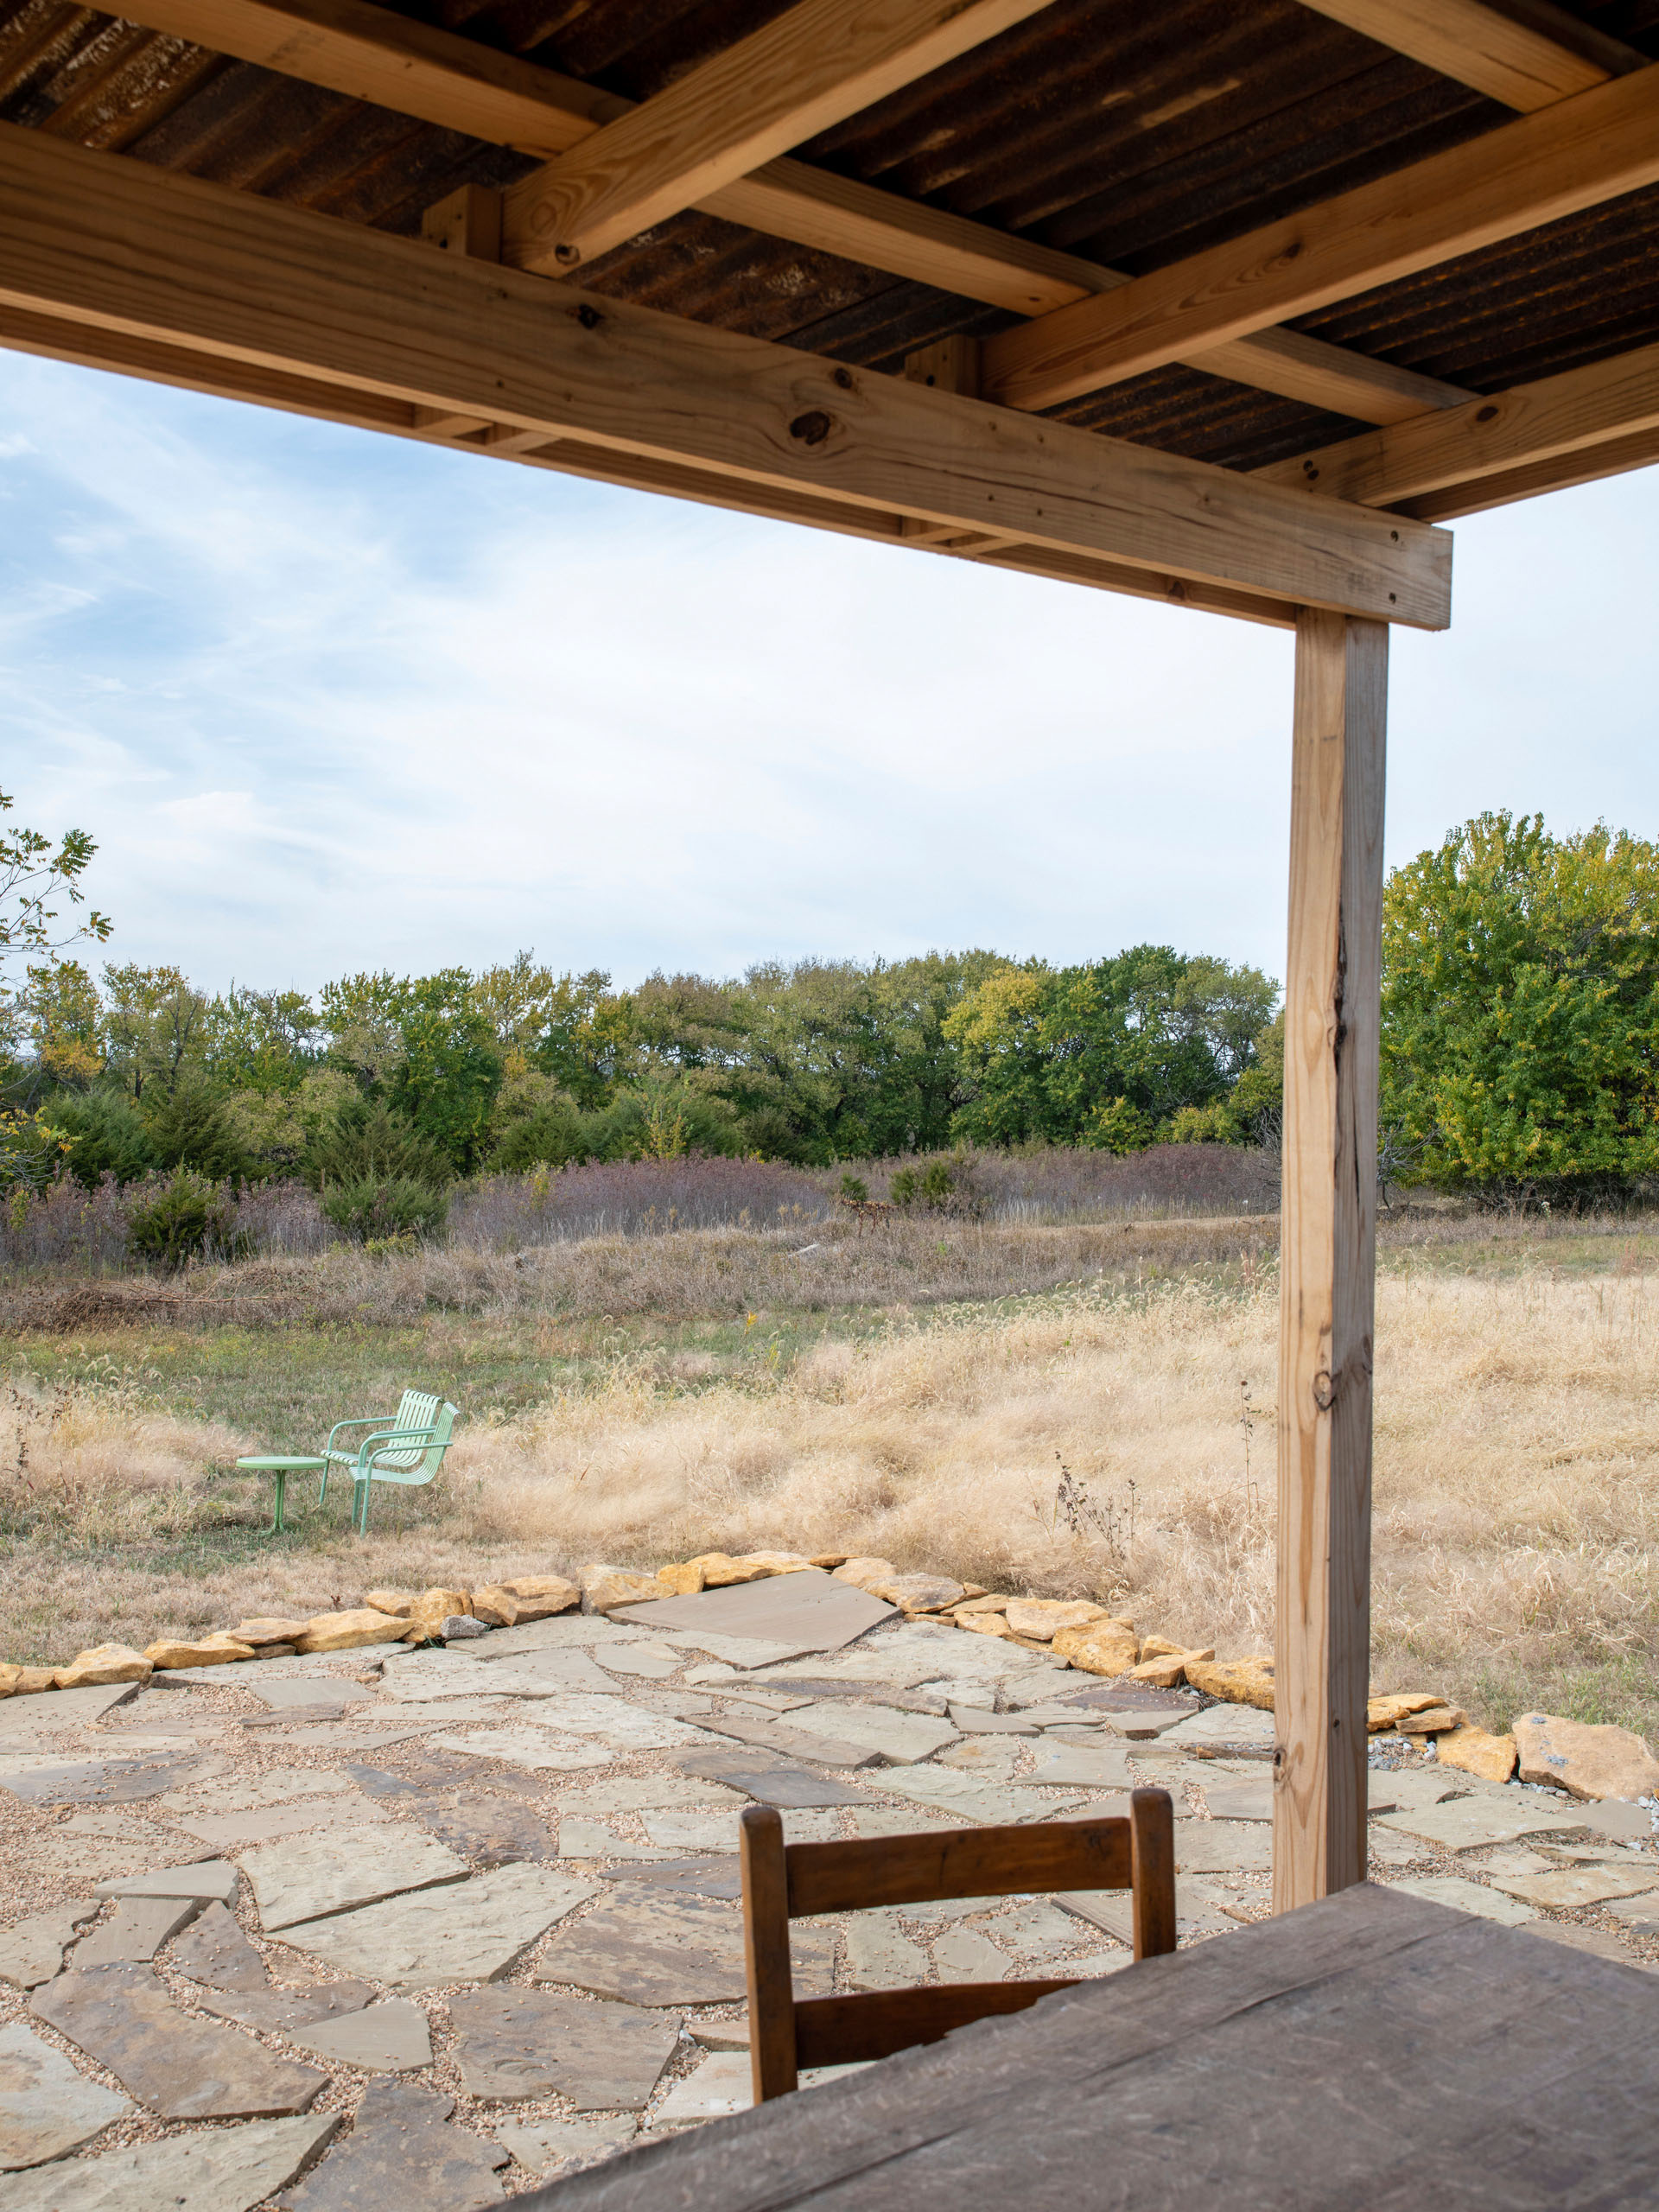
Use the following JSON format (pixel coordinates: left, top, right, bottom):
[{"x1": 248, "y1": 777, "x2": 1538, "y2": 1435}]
[
  {"x1": 832, "y1": 367, "x2": 855, "y2": 391},
  {"x1": 789, "y1": 410, "x2": 834, "y2": 446},
  {"x1": 1312, "y1": 1369, "x2": 1334, "y2": 1411},
  {"x1": 555, "y1": 243, "x2": 582, "y2": 266},
  {"x1": 575, "y1": 303, "x2": 602, "y2": 330}
]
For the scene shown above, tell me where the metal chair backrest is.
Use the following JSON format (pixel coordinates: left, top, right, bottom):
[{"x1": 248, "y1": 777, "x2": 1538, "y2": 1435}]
[
  {"x1": 739, "y1": 1789, "x2": 1176, "y2": 2103},
  {"x1": 376, "y1": 1388, "x2": 442, "y2": 1471}
]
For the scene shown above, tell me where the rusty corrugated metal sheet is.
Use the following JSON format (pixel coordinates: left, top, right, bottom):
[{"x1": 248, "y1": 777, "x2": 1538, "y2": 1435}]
[{"x1": 0, "y1": 0, "x2": 1655, "y2": 473}]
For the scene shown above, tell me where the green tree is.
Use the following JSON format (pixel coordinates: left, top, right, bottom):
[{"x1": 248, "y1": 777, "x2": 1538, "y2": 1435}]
[
  {"x1": 0, "y1": 791, "x2": 111, "y2": 988},
  {"x1": 1381, "y1": 812, "x2": 1659, "y2": 1198},
  {"x1": 102, "y1": 964, "x2": 209, "y2": 1101},
  {"x1": 143, "y1": 1077, "x2": 251, "y2": 1187}
]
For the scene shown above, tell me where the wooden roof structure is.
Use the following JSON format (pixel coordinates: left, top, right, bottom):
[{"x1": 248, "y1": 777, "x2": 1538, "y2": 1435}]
[{"x1": 3, "y1": 0, "x2": 1655, "y2": 1910}]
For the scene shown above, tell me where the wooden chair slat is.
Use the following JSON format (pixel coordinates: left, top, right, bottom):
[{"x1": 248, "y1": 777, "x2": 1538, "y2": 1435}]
[
  {"x1": 1131, "y1": 1787, "x2": 1178, "y2": 1961},
  {"x1": 783, "y1": 1819, "x2": 1133, "y2": 1919},
  {"x1": 741, "y1": 1806, "x2": 800, "y2": 2102},
  {"x1": 792, "y1": 1980, "x2": 1080, "y2": 2069}
]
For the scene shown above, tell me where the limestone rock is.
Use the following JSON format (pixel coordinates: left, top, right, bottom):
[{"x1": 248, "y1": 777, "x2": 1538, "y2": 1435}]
[
  {"x1": 142, "y1": 1637, "x2": 256, "y2": 1669},
  {"x1": 1365, "y1": 1691, "x2": 1446, "y2": 1732},
  {"x1": 956, "y1": 1611, "x2": 1014, "y2": 1638},
  {"x1": 362, "y1": 1591, "x2": 416, "y2": 1617},
  {"x1": 1186, "y1": 1656, "x2": 1274, "y2": 1709},
  {"x1": 228, "y1": 1618, "x2": 312, "y2": 1647},
  {"x1": 656, "y1": 1562, "x2": 706, "y2": 1596},
  {"x1": 950, "y1": 1594, "x2": 1011, "y2": 1618},
  {"x1": 831, "y1": 1557, "x2": 899, "y2": 1593},
  {"x1": 0, "y1": 2017, "x2": 130, "y2": 2171},
  {"x1": 73, "y1": 1897, "x2": 200, "y2": 1966},
  {"x1": 0, "y1": 2112, "x2": 337, "y2": 2211},
  {"x1": 1128, "y1": 1647, "x2": 1213, "y2": 1688},
  {"x1": 1396, "y1": 1705, "x2": 1467, "y2": 1735},
  {"x1": 468, "y1": 1586, "x2": 519, "y2": 1626},
  {"x1": 277, "y1": 1863, "x2": 595, "y2": 1991},
  {"x1": 289, "y1": 2000, "x2": 433, "y2": 2073},
  {"x1": 580, "y1": 1565, "x2": 662, "y2": 1613},
  {"x1": 53, "y1": 1645, "x2": 152, "y2": 1690},
  {"x1": 239, "y1": 1823, "x2": 467, "y2": 1931},
  {"x1": 1138, "y1": 1634, "x2": 1190, "y2": 1660},
  {"x1": 496, "y1": 1575, "x2": 579, "y2": 1619},
  {"x1": 440, "y1": 1615, "x2": 490, "y2": 1639},
  {"x1": 95, "y1": 1861, "x2": 239, "y2": 1904},
  {"x1": 296, "y1": 1611, "x2": 406, "y2": 1655},
  {"x1": 0, "y1": 1664, "x2": 62, "y2": 1698},
  {"x1": 808, "y1": 1553, "x2": 849, "y2": 1569},
  {"x1": 168, "y1": 1900, "x2": 270, "y2": 1992},
  {"x1": 1003, "y1": 1599, "x2": 1109, "y2": 1641},
  {"x1": 1052, "y1": 1620, "x2": 1141, "y2": 1679},
  {"x1": 874, "y1": 1574, "x2": 968, "y2": 1615},
  {"x1": 1514, "y1": 1710, "x2": 1659, "y2": 1802},
  {"x1": 398, "y1": 1588, "x2": 473, "y2": 1642},
  {"x1": 449, "y1": 1988, "x2": 678, "y2": 2107}
]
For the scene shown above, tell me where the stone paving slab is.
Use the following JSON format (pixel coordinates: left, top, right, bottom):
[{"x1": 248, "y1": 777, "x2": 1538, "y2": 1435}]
[
  {"x1": 73, "y1": 1895, "x2": 200, "y2": 1966},
  {"x1": 932, "y1": 1925, "x2": 1010, "y2": 1981},
  {"x1": 1204, "y1": 1781, "x2": 1273, "y2": 1821},
  {"x1": 879, "y1": 1769, "x2": 1087, "y2": 1826},
  {"x1": 478, "y1": 1695, "x2": 707, "y2": 1750},
  {"x1": 246, "y1": 1678, "x2": 374, "y2": 1711},
  {"x1": 535, "y1": 1891, "x2": 750, "y2": 2005},
  {"x1": 449, "y1": 1988, "x2": 679, "y2": 2107},
  {"x1": 993, "y1": 1898, "x2": 1094, "y2": 1963},
  {"x1": 556, "y1": 1820, "x2": 671, "y2": 1860},
  {"x1": 0, "y1": 1685, "x2": 143, "y2": 1744},
  {"x1": 590, "y1": 1643, "x2": 683, "y2": 1681},
  {"x1": 240, "y1": 1825, "x2": 468, "y2": 1931},
  {"x1": 192, "y1": 1981, "x2": 378, "y2": 2035},
  {"x1": 0, "y1": 2112, "x2": 339, "y2": 2212},
  {"x1": 278, "y1": 1865, "x2": 597, "y2": 1991},
  {"x1": 1488, "y1": 1862, "x2": 1659, "y2": 1910},
  {"x1": 180, "y1": 1800, "x2": 393, "y2": 1850},
  {"x1": 0, "y1": 1754, "x2": 213, "y2": 1808},
  {"x1": 1389, "y1": 1874, "x2": 1539, "y2": 1925},
  {"x1": 428, "y1": 1728, "x2": 612, "y2": 1771},
  {"x1": 687, "y1": 1712, "x2": 880, "y2": 1769},
  {"x1": 96, "y1": 1860, "x2": 239, "y2": 1904},
  {"x1": 1607, "y1": 1891, "x2": 1659, "y2": 1935},
  {"x1": 1026, "y1": 1744, "x2": 1134, "y2": 1790},
  {"x1": 562, "y1": 1774, "x2": 747, "y2": 1815},
  {"x1": 1173, "y1": 1821, "x2": 1273, "y2": 1875},
  {"x1": 843, "y1": 1910, "x2": 926, "y2": 1989},
  {"x1": 472, "y1": 1618, "x2": 642, "y2": 1657},
  {"x1": 651, "y1": 2050, "x2": 867, "y2": 2123},
  {"x1": 33, "y1": 1965, "x2": 327, "y2": 2119},
  {"x1": 0, "y1": 2018, "x2": 130, "y2": 2171},
  {"x1": 1376, "y1": 1796, "x2": 1587, "y2": 1853},
  {"x1": 1523, "y1": 1922, "x2": 1656, "y2": 1970},
  {"x1": 276, "y1": 2081, "x2": 505, "y2": 2211},
  {"x1": 256, "y1": 1726, "x2": 432, "y2": 1754},
  {"x1": 611, "y1": 1570, "x2": 895, "y2": 1651},
  {"x1": 404, "y1": 1791, "x2": 557, "y2": 1866},
  {"x1": 161, "y1": 1769, "x2": 358, "y2": 1815},
  {"x1": 670, "y1": 1750, "x2": 867, "y2": 1808},
  {"x1": 648, "y1": 1631, "x2": 817, "y2": 1669},
  {"x1": 602, "y1": 1857, "x2": 744, "y2": 1900},
  {"x1": 781, "y1": 1701, "x2": 959, "y2": 1765},
  {"x1": 168, "y1": 1902, "x2": 270, "y2": 1992},
  {"x1": 0, "y1": 1903, "x2": 101, "y2": 1992},
  {"x1": 1157, "y1": 1705, "x2": 1275, "y2": 1750},
  {"x1": 289, "y1": 2000, "x2": 433, "y2": 2072},
  {"x1": 493, "y1": 2116, "x2": 636, "y2": 2178},
  {"x1": 948, "y1": 1707, "x2": 1038, "y2": 1734}
]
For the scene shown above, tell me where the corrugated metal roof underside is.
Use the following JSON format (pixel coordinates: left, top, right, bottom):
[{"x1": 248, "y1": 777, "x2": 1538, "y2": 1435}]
[{"x1": 0, "y1": 0, "x2": 1656, "y2": 473}]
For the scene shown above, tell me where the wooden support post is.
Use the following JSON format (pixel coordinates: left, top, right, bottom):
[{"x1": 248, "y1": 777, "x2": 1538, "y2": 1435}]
[
  {"x1": 421, "y1": 181, "x2": 502, "y2": 261},
  {"x1": 1273, "y1": 607, "x2": 1388, "y2": 1915}
]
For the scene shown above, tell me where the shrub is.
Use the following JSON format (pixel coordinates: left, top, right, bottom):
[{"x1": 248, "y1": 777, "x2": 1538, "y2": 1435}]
[
  {"x1": 126, "y1": 1170, "x2": 241, "y2": 1270},
  {"x1": 143, "y1": 1079, "x2": 251, "y2": 1186},
  {"x1": 491, "y1": 1096, "x2": 587, "y2": 1173},
  {"x1": 320, "y1": 1173, "x2": 449, "y2": 1243},
  {"x1": 306, "y1": 1096, "x2": 454, "y2": 1190},
  {"x1": 48, "y1": 1090, "x2": 156, "y2": 1188}
]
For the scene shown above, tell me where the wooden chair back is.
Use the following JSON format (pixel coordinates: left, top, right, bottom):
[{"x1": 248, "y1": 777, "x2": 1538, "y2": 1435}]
[{"x1": 739, "y1": 1787, "x2": 1176, "y2": 2101}]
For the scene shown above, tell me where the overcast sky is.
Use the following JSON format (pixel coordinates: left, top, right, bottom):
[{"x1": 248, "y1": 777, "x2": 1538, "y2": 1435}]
[{"x1": 3, "y1": 347, "x2": 1655, "y2": 1001}]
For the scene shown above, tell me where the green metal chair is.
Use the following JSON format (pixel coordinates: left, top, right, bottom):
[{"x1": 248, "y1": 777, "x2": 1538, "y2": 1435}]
[{"x1": 236, "y1": 1389, "x2": 458, "y2": 1535}]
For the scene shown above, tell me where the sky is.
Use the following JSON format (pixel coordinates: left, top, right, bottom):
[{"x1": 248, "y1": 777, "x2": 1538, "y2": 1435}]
[{"x1": 3, "y1": 346, "x2": 1656, "y2": 1001}]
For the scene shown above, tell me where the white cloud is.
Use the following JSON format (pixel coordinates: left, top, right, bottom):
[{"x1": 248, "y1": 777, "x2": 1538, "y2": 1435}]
[{"x1": 1, "y1": 347, "x2": 1656, "y2": 998}]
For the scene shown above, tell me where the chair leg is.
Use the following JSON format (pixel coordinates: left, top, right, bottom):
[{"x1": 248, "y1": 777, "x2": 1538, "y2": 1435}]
[
  {"x1": 740, "y1": 1804, "x2": 798, "y2": 2101},
  {"x1": 353, "y1": 1479, "x2": 370, "y2": 1535},
  {"x1": 1130, "y1": 1786, "x2": 1178, "y2": 1959},
  {"x1": 271, "y1": 1471, "x2": 287, "y2": 1536}
]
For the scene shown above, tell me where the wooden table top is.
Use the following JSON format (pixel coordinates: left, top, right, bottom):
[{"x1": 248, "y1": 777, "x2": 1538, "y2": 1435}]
[{"x1": 525, "y1": 1883, "x2": 1659, "y2": 2211}]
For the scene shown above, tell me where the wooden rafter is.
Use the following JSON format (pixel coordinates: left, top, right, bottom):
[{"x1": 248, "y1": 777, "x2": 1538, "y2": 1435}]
[
  {"x1": 1254, "y1": 337, "x2": 1659, "y2": 511},
  {"x1": 0, "y1": 124, "x2": 1450, "y2": 627},
  {"x1": 1295, "y1": 0, "x2": 1642, "y2": 112},
  {"x1": 1396, "y1": 423, "x2": 1659, "y2": 523},
  {"x1": 497, "y1": 0, "x2": 1059, "y2": 276},
  {"x1": 107, "y1": 0, "x2": 1469, "y2": 427},
  {"x1": 980, "y1": 63, "x2": 1659, "y2": 413}
]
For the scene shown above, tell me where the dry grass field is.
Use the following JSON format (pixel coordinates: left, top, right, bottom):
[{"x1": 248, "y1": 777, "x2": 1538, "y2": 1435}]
[{"x1": 3, "y1": 1209, "x2": 1656, "y2": 1738}]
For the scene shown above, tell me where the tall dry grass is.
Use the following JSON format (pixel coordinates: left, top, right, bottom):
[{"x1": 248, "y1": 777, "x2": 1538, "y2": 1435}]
[{"x1": 4, "y1": 1263, "x2": 1654, "y2": 1732}]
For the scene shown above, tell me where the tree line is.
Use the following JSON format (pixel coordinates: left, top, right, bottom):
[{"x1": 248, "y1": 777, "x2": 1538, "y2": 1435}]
[{"x1": 5, "y1": 795, "x2": 1656, "y2": 1224}]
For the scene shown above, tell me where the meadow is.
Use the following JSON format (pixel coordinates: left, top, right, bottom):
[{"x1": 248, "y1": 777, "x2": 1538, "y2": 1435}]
[{"x1": 2, "y1": 1187, "x2": 1656, "y2": 1742}]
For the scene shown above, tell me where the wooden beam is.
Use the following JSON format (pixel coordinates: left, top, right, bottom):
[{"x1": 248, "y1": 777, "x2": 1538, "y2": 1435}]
[
  {"x1": 1274, "y1": 607, "x2": 1386, "y2": 1916},
  {"x1": 498, "y1": 0, "x2": 1058, "y2": 276},
  {"x1": 981, "y1": 62, "x2": 1659, "y2": 413},
  {"x1": 1294, "y1": 0, "x2": 1641, "y2": 112},
  {"x1": 1255, "y1": 336, "x2": 1659, "y2": 510},
  {"x1": 1394, "y1": 420, "x2": 1659, "y2": 521},
  {"x1": 0, "y1": 124, "x2": 1451, "y2": 626},
  {"x1": 113, "y1": 0, "x2": 1471, "y2": 427}
]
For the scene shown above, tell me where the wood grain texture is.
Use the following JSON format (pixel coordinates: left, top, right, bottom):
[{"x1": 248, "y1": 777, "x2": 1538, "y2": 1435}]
[
  {"x1": 499, "y1": 0, "x2": 1058, "y2": 272},
  {"x1": 1130, "y1": 1789, "x2": 1177, "y2": 1959},
  {"x1": 1255, "y1": 337, "x2": 1659, "y2": 509},
  {"x1": 979, "y1": 64, "x2": 1659, "y2": 411},
  {"x1": 1274, "y1": 611, "x2": 1388, "y2": 1914},
  {"x1": 792, "y1": 1982, "x2": 1077, "y2": 2068},
  {"x1": 521, "y1": 1885, "x2": 1659, "y2": 2210},
  {"x1": 120, "y1": 0, "x2": 1472, "y2": 423},
  {"x1": 741, "y1": 1806, "x2": 798, "y2": 2101},
  {"x1": 785, "y1": 1820, "x2": 1132, "y2": 1917},
  {"x1": 1293, "y1": 0, "x2": 1636, "y2": 111},
  {"x1": 0, "y1": 127, "x2": 1451, "y2": 626},
  {"x1": 1392, "y1": 419, "x2": 1659, "y2": 521}
]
